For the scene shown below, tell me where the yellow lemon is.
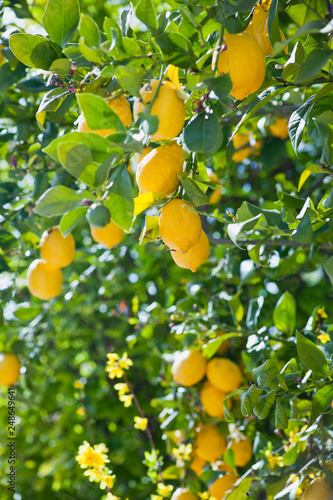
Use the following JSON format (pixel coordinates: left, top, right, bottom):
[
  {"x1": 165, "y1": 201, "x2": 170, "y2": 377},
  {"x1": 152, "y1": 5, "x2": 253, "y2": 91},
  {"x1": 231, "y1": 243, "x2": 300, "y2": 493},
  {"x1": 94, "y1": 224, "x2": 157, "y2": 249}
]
[
  {"x1": 209, "y1": 473, "x2": 238, "y2": 500},
  {"x1": 78, "y1": 95, "x2": 132, "y2": 137},
  {"x1": 133, "y1": 80, "x2": 186, "y2": 141},
  {"x1": 136, "y1": 142, "x2": 183, "y2": 197},
  {"x1": 90, "y1": 220, "x2": 124, "y2": 249},
  {"x1": 214, "y1": 33, "x2": 266, "y2": 100},
  {"x1": 40, "y1": 226, "x2": 75, "y2": 268},
  {"x1": 206, "y1": 358, "x2": 243, "y2": 392},
  {"x1": 194, "y1": 424, "x2": 227, "y2": 462},
  {"x1": 214, "y1": 461, "x2": 236, "y2": 473},
  {"x1": 230, "y1": 436, "x2": 253, "y2": 467},
  {"x1": 172, "y1": 349, "x2": 206, "y2": 387},
  {"x1": 190, "y1": 455, "x2": 206, "y2": 476},
  {"x1": 27, "y1": 259, "x2": 63, "y2": 300},
  {"x1": 200, "y1": 381, "x2": 231, "y2": 418},
  {"x1": 302, "y1": 478, "x2": 333, "y2": 500},
  {"x1": 269, "y1": 117, "x2": 289, "y2": 140},
  {"x1": 134, "y1": 147, "x2": 153, "y2": 164},
  {"x1": 171, "y1": 488, "x2": 198, "y2": 500},
  {"x1": 232, "y1": 131, "x2": 254, "y2": 162},
  {"x1": 0, "y1": 354, "x2": 20, "y2": 386},
  {"x1": 159, "y1": 199, "x2": 202, "y2": 253},
  {"x1": 171, "y1": 230, "x2": 209, "y2": 273}
]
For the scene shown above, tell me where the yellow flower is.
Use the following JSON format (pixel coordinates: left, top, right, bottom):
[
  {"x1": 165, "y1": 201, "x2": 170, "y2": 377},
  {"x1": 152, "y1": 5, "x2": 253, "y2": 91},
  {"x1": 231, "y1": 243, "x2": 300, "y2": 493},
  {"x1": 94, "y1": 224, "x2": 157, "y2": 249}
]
[
  {"x1": 74, "y1": 380, "x2": 84, "y2": 389},
  {"x1": 318, "y1": 333, "x2": 330, "y2": 344},
  {"x1": 199, "y1": 494, "x2": 216, "y2": 500},
  {"x1": 76, "y1": 407, "x2": 85, "y2": 416},
  {"x1": 100, "y1": 472, "x2": 116, "y2": 490},
  {"x1": 157, "y1": 482, "x2": 174, "y2": 497},
  {"x1": 83, "y1": 468, "x2": 105, "y2": 482},
  {"x1": 317, "y1": 306, "x2": 328, "y2": 319},
  {"x1": 151, "y1": 496, "x2": 163, "y2": 500},
  {"x1": 106, "y1": 353, "x2": 119, "y2": 365},
  {"x1": 107, "y1": 365, "x2": 125, "y2": 379},
  {"x1": 172, "y1": 443, "x2": 193, "y2": 461},
  {"x1": 106, "y1": 352, "x2": 133, "y2": 379},
  {"x1": 114, "y1": 383, "x2": 129, "y2": 396},
  {"x1": 106, "y1": 494, "x2": 120, "y2": 500},
  {"x1": 134, "y1": 416, "x2": 148, "y2": 430},
  {"x1": 264, "y1": 450, "x2": 284, "y2": 469},
  {"x1": 119, "y1": 394, "x2": 133, "y2": 407},
  {"x1": 118, "y1": 352, "x2": 133, "y2": 370},
  {"x1": 75, "y1": 441, "x2": 110, "y2": 469}
]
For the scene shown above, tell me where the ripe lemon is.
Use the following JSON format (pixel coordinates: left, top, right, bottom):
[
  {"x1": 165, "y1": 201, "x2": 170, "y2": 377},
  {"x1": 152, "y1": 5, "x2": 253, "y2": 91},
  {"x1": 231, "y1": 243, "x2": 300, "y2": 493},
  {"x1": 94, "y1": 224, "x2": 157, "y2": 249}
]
[
  {"x1": 232, "y1": 132, "x2": 254, "y2": 162},
  {"x1": 27, "y1": 259, "x2": 63, "y2": 300},
  {"x1": 190, "y1": 455, "x2": 206, "y2": 476},
  {"x1": 194, "y1": 424, "x2": 227, "y2": 462},
  {"x1": 302, "y1": 478, "x2": 333, "y2": 500},
  {"x1": 40, "y1": 226, "x2": 75, "y2": 268},
  {"x1": 172, "y1": 349, "x2": 206, "y2": 387},
  {"x1": 171, "y1": 230, "x2": 209, "y2": 273},
  {"x1": 214, "y1": 33, "x2": 266, "y2": 100},
  {"x1": 214, "y1": 461, "x2": 236, "y2": 473},
  {"x1": 78, "y1": 95, "x2": 132, "y2": 137},
  {"x1": 200, "y1": 381, "x2": 231, "y2": 418},
  {"x1": 171, "y1": 488, "x2": 197, "y2": 500},
  {"x1": 0, "y1": 354, "x2": 20, "y2": 386},
  {"x1": 230, "y1": 436, "x2": 253, "y2": 467},
  {"x1": 90, "y1": 220, "x2": 124, "y2": 249},
  {"x1": 209, "y1": 473, "x2": 238, "y2": 500},
  {"x1": 136, "y1": 142, "x2": 183, "y2": 197},
  {"x1": 206, "y1": 358, "x2": 243, "y2": 392},
  {"x1": 159, "y1": 199, "x2": 202, "y2": 253},
  {"x1": 269, "y1": 117, "x2": 289, "y2": 140},
  {"x1": 135, "y1": 147, "x2": 153, "y2": 164},
  {"x1": 133, "y1": 80, "x2": 186, "y2": 141}
]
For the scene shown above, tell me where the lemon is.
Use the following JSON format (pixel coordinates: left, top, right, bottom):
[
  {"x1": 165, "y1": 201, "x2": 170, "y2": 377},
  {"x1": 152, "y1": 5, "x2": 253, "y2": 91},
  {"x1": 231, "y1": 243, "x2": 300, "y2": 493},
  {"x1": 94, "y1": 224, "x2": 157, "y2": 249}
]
[
  {"x1": 27, "y1": 259, "x2": 63, "y2": 300},
  {"x1": 133, "y1": 80, "x2": 186, "y2": 141},
  {"x1": 200, "y1": 381, "x2": 231, "y2": 418},
  {"x1": 40, "y1": 226, "x2": 75, "y2": 268},
  {"x1": 172, "y1": 349, "x2": 206, "y2": 387},
  {"x1": 232, "y1": 131, "x2": 255, "y2": 162},
  {"x1": 136, "y1": 142, "x2": 183, "y2": 197},
  {"x1": 78, "y1": 95, "x2": 132, "y2": 137},
  {"x1": 190, "y1": 455, "x2": 206, "y2": 476},
  {"x1": 206, "y1": 358, "x2": 243, "y2": 392},
  {"x1": 269, "y1": 117, "x2": 289, "y2": 140},
  {"x1": 171, "y1": 488, "x2": 198, "y2": 500},
  {"x1": 209, "y1": 473, "x2": 238, "y2": 500},
  {"x1": 159, "y1": 199, "x2": 202, "y2": 253},
  {"x1": 302, "y1": 478, "x2": 333, "y2": 500},
  {"x1": 194, "y1": 424, "x2": 227, "y2": 462},
  {"x1": 171, "y1": 230, "x2": 209, "y2": 273},
  {"x1": 214, "y1": 461, "x2": 236, "y2": 473},
  {"x1": 214, "y1": 33, "x2": 266, "y2": 100},
  {"x1": 230, "y1": 436, "x2": 253, "y2": 467},
  {"x1": 90, "y1": 220, "x2": 124, "y2": 249},
  {"x1": 0, "y1": 354, "x2": 20, "y2": 386},
  {"x1": 135, "y1": 147, "x2": 153, "y2": 164}
]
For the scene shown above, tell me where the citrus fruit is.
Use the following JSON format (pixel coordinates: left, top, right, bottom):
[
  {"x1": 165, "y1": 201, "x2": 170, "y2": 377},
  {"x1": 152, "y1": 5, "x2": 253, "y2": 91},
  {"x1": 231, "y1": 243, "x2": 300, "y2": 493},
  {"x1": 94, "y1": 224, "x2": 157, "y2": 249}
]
[
  {"x1": 206, "y1": 358, "x2": 243, "y2": 392},
  {"x1": 230, "y1": 436, "x2": 253, "y2": 467},
  {"x1": 200, "y1": 381, "x2": 231, "y2": 418},
  {"x1": 172, "y1": 349, "x2": 206, "y2": 387},
  {"x1": 214, "y1": 33, "x2": 266, "y2": 100},
  {"x1": 135, "y1": 147, "x2": 153, "y2": 164},
  {"x1": 190, "y1": 455, "x2": 206, "y2": 476},
  {"x1": 269, "y1": 117, "x2": 289, "y2": 140},
  {"x1": 171, "y1": 230, "x2": 209, "y2": 273},
  {"x1": 0, "y1": 354, "x2": 20, "y2": 386},
  {"x1": 301, "y1": 477, "x2": 333, "y2": 500},
  {"x1": 159, "y1": 199, "x2": 202, "y2": 253},
  {"x1": 133, "y1": 80, "x2": 186, "y2": 141},
  {"x1": 208, "y1": 473, "x2": 238, "y2": 500},
  {"x1": 232, "y1": 132, "x2": 254, "y2": 162},
  {"x1": 194, "y1": 424, "x2": 227, "y2": 462},
  {"x1": 90, "y1": 220, "x2": 124, "y2": 249},
  {"x1": 214, "y1": 461, "x2": 236, "y2": 473},
  {"x1": 87, "y1": 205, "x2": 111, "y2": 229},
  {"x1": 27, "y1": 259, "x2": 63, "y2": 300},
  {"x1": 78, "y1": 95, "x2": 132, "y2": 137},
  {"x1": 171, "y1": 488, "x2": 198, "y2": 500},
  {"x1": 40, "y1": 226, "x2": 75, "y2": 268},
  {"x1": 136, "y1": 142, "x2": 183, "y2": 197}
]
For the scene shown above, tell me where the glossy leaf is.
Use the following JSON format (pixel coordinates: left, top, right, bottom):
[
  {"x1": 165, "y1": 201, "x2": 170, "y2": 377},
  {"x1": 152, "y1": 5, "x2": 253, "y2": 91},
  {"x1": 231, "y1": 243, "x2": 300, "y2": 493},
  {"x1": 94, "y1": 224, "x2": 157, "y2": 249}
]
[{"x1": 43, "y1": 0, "x2": 80, "y2": 48}]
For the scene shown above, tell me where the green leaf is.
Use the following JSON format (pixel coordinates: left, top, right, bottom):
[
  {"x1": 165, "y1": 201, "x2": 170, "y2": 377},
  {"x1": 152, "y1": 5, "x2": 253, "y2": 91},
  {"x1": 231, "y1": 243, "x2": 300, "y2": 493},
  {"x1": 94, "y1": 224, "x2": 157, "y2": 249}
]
[
  {"x1": 323, "y1": 255, "x2": 333, "y2": 286},
  {"x1": 202, "y1": 333, "x2": 239, "y2": 359},
  {"x1": 277, "y1": 358, "x2": 299, "y2": 390},
  {"x1": 138, "y1": 113, "x2": 159, "y2": 136},
  {"x1": 9, "y1": 34, "x2": 62, "y2": 70},
  {"x1": 203, "y1": 74, "x2": 232, "y2": 101},
  {"x1": 139, "y1": 216, "x2": 160, "y2": 245},
  {"x1": 226, "y1": 477, "x2": 253, "y2": 500},
  {"x1": 253, "y1": 391, "x2": 276, "y2": 419},
  {"x1": 296, "y1": 331, "x2": 328, "y2": 376},
  {"x1": 113, "y1": 65, "x2": 144, "y2": 98},
  {"x1": 275, "y1": 398, "x2": 288, "y2": 429},
  {"x1": 273, "y1": 292, "x2": 296, "y2": 334},
  {"x1": 178, "y1": 174, "x2": 209, "y2": 207},
  {"x1": 57, "y1": 142, "x2": 99, "y2": 187},
  {"x1": 135, "y1": 0, "x2": 158, "y2": 33},
  {"x1": 36, "y1": 186, "x2": 93, "y2": 217},
  {"x1": 36, "y1": 88, "x2": 69, "y2": 129},
  {"x1": 253, "y1": 360, "x2": 279, "y2": 387},
  {"x1": 309, "y1": 385, "x2": 333, "y2": 424},
  {"x1": 49, "y1": 58, "x2": 71, "y2": 77},
  {"x1": 223, "y1": 389, "x2": 246, "y2": 423},
  {"x1": 240, "y1": 385, "x2": 260, "y2": 417},
  {"x1": 59, "y1": 207, "x2": 87, "y2": 237},
  {"x1": 77, "y1": 94, "x2": 125, "y2": 133},
  {"x1": 184, "y1": 112, "x2": 222, "y2": 153},
  {"x1": 79, "y1": 14, "x2": 100, "y2": 47},
  {"x1": 291, "y1": 214, "x2": 313, "y2": 244},
  {"x1": 282, "y1": 446, "x2": 298, "y2": 466},
  {"x1": 106, "y1": 167, "x2": 134, "y2": 232},
  {"x1": 295, "y1": 48, "x2": 333, "y2": 84},
  {"x1": 154, "y1": 32, "x2": 196, "y2": 68},
  {"x1": 86, "y1": 205, "x2": 110, "y2": 228},
  {"x1": 282, "y1": 42, "x2": 305, "y2": 81},
  {"x1": 43, "y1": 131, "x2": 110, "y2": 163},
  {"x1": 288, "y1": 95, "x2": 315, "y2": 155},
  {"x1": 43, "y1": 0, "x2": 80, "y2": 48},
  {"x1": 227, "y1": 214, "x2": 261, "y2": 248}
]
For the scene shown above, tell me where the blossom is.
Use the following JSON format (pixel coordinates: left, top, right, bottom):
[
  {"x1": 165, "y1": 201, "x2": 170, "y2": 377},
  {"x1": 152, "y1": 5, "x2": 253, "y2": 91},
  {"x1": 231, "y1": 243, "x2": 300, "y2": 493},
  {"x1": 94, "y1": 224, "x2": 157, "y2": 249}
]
[
  {"x1": 118, "y1": 352, "x2": 133, "y2": 370},
  {"x1": 106, "y1": 352, "x2": 133, "y2": 379},
  {"x1": 134, "y1": 416, "x2": 148, "y2": 430},
  {"x1": 157, "y1": 482, "x2": 174, "y2": 497},
  {"x1": 100, "y1": 472, "x2": 116, "y2": 490},
  {"x1": 317, "y1": 306, "x2": 328, "y2": 319},
  {"x1": 83, "y1": 468, "x2": 105, "y2": 483},
  {"x1": 75, "y1": 441, "x2": 110, "y2": 469},
  {"x1": 151, "y1": 496, "x2": 163, "y2": 500},
  {"x1": 264, "y1": 450, "x2": 284, "y2": 469},
  {"x1": 172, "y1": 443, "x2": 193, "y2": 461},
  {"x1": 106, "y1": 494, "x2": 121, "y2": 500},
  {"x1": 76, "y1": 407, "x2": 85, "y2": 416},
  {"x1": 119, "y1": 394, "x2": 133, "y2": 407},
  {"x1": 114, "y1": 383, "x2": 129, "y2": 396},
  {"x1": 74, "y1": 380, "x2": 84, "y2": 389},
  {"x1": 318, "y1": 333, "x2": 330, "y2": 344}
]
